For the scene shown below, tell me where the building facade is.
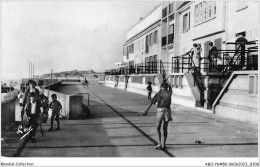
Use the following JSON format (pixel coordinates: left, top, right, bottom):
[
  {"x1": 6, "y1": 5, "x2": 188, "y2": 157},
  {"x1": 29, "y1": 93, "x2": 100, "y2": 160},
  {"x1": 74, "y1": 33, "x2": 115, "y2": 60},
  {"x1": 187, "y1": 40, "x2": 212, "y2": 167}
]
[
  {"x1": 104, "y1": 1, "x2": 258, "y2": 124},
  {"x1": 123, "y1": 5, "x2": 162, "y2": 75}
]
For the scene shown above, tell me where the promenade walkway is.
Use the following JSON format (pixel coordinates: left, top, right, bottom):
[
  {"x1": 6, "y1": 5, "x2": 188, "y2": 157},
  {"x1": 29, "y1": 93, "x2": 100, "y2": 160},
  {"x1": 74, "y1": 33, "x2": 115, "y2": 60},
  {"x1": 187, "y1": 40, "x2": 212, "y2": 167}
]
[{"x1": 1, "y1": 83, "x2": 258, "y2": 157}]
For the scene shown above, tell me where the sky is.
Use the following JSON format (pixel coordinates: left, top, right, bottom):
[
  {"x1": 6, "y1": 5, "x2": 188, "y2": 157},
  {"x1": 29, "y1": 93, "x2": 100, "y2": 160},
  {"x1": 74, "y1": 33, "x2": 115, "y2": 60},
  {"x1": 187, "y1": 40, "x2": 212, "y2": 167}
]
[{"x1": 1, "y1": 0, "x2": 161, "y2": 80}]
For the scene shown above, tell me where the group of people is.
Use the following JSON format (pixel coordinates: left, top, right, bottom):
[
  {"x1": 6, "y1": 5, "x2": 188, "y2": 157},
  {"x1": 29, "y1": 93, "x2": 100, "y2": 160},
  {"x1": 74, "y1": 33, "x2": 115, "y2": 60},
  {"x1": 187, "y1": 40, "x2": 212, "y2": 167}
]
[
  {"x1": 18, "y1": 80, "x2": 62, "y2": 143},
  {"x1": 1, "y1": 82, "x2": 14, "y2": 93},
  {"x1": 190, "y1": 42, "x2": 219, "y2": 72}
]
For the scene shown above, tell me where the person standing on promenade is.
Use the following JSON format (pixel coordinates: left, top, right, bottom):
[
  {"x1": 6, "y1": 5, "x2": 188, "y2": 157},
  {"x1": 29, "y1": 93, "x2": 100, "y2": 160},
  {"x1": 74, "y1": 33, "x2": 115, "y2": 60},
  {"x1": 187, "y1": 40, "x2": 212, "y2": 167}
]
[
  {"x1": 48, "y1": 94, "x2": 62, "y2": 131},
  {"x1": 85, "y1": 79, "x2": 89, "y2": 88},
  {"x1": 22, "y1": 80, "x2": 40, "y2": 121},
  {"x1": 83, "y1": 77, "x2": 89, "y2": 88},
  {"x1": 18, "y1": 88, "x2": 25, "y2": 107},
  {"x1": 143, "y1": 82, "x2": 173, "y2": 150},
  {"x1": 147, "y1": 82, "x2": 152, "y2": 100},
  {"x1": 36, "y1": 80, "x2": 45, "y2": 95},
  {"x1": 24, "y1": 92, "x2": 43, "y2": 143},
  {"x1": 209, "y1": 42, "x2": 218, "y2": 72}
]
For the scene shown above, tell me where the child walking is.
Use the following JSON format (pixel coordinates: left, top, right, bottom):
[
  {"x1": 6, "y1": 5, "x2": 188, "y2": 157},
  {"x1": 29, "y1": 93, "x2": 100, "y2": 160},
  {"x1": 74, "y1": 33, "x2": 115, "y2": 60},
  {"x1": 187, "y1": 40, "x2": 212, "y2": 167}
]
[
  {"x1": 147, "y1": 82, "x2": 152, "y2": 100},
  {"x1": 48, "y1": 94, "x2": 62, "y2": 131}
]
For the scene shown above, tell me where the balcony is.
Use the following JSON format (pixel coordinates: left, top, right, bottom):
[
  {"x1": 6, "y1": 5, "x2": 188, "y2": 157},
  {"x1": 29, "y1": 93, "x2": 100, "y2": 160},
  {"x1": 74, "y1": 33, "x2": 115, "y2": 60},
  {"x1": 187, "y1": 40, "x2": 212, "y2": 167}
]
[
  {"x1": 162, "y1": 36, "x2": 167, "y2": 47},
  {"x1": 168, "y1": 34, "x2": 174, "y2": 44}
]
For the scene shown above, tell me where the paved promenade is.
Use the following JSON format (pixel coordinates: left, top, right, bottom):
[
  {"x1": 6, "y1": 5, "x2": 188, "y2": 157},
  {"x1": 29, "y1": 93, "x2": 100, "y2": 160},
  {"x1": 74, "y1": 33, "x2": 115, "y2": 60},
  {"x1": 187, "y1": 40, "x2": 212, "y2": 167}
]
[{"x1": 1, "y1": 83, "x2": 258, "y2": 157}]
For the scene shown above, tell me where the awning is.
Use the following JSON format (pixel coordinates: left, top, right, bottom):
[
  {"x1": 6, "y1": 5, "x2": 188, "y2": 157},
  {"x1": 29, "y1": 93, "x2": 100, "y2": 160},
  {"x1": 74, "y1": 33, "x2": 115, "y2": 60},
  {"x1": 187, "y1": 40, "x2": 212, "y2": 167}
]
[{"x1": 223, "y1": 36, "x2": 258, "y2": 45}]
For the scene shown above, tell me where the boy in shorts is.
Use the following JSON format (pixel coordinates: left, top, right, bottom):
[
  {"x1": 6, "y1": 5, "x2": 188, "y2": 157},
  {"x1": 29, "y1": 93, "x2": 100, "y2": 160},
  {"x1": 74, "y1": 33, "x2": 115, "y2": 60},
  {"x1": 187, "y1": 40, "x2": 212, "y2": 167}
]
[
  {"x1": 48, "y1": 94, "x2": 62, "y2": 131},
  {"x1": 150, "y1": 82, "x2": 172, "y2": 150}
]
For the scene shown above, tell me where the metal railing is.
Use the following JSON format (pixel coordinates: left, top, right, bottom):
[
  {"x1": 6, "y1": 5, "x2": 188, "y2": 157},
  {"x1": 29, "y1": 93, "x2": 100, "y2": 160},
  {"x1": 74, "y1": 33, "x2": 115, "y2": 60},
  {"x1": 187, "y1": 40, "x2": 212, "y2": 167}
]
[
  {"x1": 172, "y1": 48, "x2": 258, "y2": 73},
  {"x1": 105, "y1": 61, "x2": 171, "y2": 76}
]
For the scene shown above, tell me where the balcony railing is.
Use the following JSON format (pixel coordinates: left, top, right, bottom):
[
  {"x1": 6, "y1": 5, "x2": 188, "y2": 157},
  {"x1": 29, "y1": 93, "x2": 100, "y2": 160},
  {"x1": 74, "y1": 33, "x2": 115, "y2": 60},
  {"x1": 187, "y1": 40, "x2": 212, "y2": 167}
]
[
  {"x1": 171, "y1": 48, "x2": 258, "y2": 73},
  {"x1": 105, "y1": 61, "x2": 171, "y2": 76}
]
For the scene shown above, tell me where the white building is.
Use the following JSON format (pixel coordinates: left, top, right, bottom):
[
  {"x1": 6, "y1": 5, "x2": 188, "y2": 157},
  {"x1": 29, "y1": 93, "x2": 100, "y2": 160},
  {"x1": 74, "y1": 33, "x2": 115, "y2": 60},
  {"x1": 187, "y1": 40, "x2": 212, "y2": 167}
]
[{"x1": 104, "y1": 1, "x2": 259, "y2": 124}]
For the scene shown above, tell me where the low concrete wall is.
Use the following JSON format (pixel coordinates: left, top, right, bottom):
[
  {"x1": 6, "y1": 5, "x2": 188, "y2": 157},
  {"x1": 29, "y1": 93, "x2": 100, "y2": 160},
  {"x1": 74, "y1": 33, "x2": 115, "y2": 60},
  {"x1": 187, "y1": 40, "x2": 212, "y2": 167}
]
[
  {"x1": 1, "y1": 90, "x2": 19, "y2": 102},
  {"x1": 169, "y1": 73, "x2": 199, "y2": 107},
  {"x1": 104, "y1": 74, "x2": 197, "y2": 108},
  {"x1": 1, "y1": 98, "x2": 16, "y2": 131}
]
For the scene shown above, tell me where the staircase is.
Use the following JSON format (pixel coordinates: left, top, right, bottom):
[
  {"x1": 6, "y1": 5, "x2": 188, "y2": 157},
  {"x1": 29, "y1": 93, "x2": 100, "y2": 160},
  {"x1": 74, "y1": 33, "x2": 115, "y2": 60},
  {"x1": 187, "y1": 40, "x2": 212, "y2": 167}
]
[{"x1": 186, "y1": 52, "x2": 205, "y2": 106}]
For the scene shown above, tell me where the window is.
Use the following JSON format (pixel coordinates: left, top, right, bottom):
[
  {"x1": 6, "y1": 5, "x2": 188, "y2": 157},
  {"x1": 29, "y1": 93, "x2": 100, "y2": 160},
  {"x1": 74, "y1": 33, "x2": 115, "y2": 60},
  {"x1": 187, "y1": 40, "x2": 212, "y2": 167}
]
[
  {"x1": 151, "y1": 32, "x2": 154, "y2": 45},
  {"x1": 195, "y1": 1, "x2": 216, "y2": 26},
  {"x1": 142, "y1": 38, "x2": 144, "y2": 49},
  {"x1": 126, "y1": 46, "x2": 129, "y2": 59},
  {"x1": 200, "y1": 3, "x2": 203, "y2": 22},
  {"x1": 149, "y1": 33, "x2": 153, "y2": 45},
  {"x1": 128, "y1": 43, "x2": 134, "y2": 54},
  {"x1": 204, "y1": 1, "x2": 207, "y2": 21},
  {"x1": 174, "y1": 76, "x2": 178, "y2": 88},
  {"x1": 183, "y1": 12, "x2": 190, "y2": 32},
  {"x1": 147, "y1": 35, "x2": 150, "y2": 46},
  {"x1": 169, "y1": 2, "x2": 174, "y2": 14},
  {"x1": 178, "y1": 76, "x2": 183, "y2": 88},
  {"x1": 169, "y1": 25, "x2": 174, "y2": 34},
  {"x1": 213, "y1": 2, "x2": 216, "y2": 15},
  {"x1": 249, "y1": 75, "x2": 258, "y2": 96},
  {"x1": 195, "y1": 5, "x2": 199, "y2": 24},
  {"x1": 237, "y1": 1, "x2": 247, "y2": 12},
  {"x1": 162, "y1": 7, "x2": 167, "y2": 18},
  {"x1": 123, "y1": 47, "x2": 126, "y2": 56},
  {"x1": 154, "y1": 30, "x2": 158, "y2": 43}
]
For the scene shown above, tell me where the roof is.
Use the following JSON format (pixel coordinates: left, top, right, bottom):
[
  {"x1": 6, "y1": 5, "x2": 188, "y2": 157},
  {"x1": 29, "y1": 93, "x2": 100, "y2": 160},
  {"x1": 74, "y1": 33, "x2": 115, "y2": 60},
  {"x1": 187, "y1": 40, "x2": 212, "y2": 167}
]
[{"x1": 126, "y1": 4, "x2": 161, "y2": 33}]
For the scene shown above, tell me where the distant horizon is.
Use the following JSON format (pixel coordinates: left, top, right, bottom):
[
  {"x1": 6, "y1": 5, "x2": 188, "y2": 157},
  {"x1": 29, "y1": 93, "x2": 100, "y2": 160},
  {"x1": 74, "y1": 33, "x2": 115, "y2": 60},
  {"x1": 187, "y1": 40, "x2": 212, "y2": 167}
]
[{"x1": 2, "y1": 1, "x2": 161, "y2": 80}]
